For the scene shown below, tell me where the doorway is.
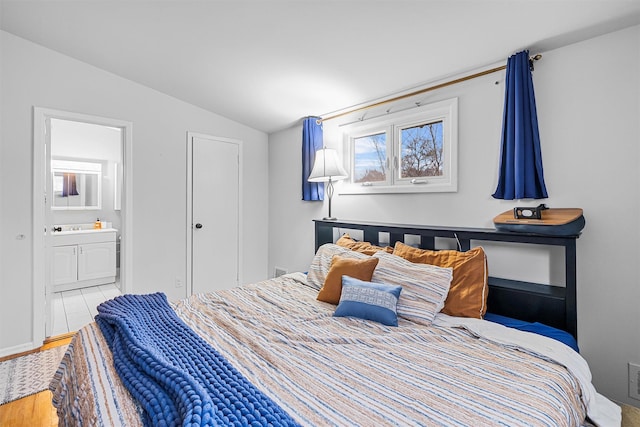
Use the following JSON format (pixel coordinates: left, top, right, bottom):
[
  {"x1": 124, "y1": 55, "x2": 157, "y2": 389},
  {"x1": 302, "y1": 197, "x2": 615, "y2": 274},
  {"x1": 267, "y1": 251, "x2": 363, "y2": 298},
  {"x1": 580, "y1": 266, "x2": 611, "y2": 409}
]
[
  {"x1": 32, "y1": 108, "x2": 133, "y2": 342},
  {"x1": 186, "y1": 132, "x2": 242, "y2": 295}
]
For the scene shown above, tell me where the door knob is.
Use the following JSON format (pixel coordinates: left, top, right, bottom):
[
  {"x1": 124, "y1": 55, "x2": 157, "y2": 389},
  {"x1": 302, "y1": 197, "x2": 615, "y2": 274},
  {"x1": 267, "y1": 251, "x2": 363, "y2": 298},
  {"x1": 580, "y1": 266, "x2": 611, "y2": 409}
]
[{"x1": 195, "y1": 223, "x2": 203, "y2": 229}]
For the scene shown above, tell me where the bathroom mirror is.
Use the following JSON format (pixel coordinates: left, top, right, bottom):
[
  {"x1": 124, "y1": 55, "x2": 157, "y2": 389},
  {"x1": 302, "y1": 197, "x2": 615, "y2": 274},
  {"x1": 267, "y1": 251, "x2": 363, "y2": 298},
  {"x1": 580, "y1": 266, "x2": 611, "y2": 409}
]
[{"x1": 52, "y1": 159, "x2": 102, "y2": 210}]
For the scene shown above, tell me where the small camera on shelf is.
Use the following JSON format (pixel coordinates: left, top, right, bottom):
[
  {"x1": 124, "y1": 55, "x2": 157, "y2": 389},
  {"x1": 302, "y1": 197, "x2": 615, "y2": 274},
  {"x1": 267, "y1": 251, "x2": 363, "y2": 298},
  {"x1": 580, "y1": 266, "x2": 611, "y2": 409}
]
[{"x1": 513, "y1": 203, "x2": 548, "y2": 220}]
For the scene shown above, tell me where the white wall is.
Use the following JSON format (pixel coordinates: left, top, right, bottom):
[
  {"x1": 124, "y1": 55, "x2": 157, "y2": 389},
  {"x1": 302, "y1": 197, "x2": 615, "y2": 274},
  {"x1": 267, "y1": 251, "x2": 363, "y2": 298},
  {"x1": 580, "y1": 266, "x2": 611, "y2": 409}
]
[
  {"x1": 0, "y1": 31, "x2": 269, "y2": 353},
  {"x1": 269, "y1": 25, "x2": 640, "y2": 406}
]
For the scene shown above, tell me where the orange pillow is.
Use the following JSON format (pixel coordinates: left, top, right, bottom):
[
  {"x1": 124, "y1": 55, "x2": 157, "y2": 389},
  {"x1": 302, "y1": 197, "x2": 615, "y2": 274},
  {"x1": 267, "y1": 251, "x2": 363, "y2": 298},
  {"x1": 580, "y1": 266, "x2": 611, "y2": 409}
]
[
  {"x1": 393, "y1": 242, "x2": 488, "y2": 319},
  {"x1": 336, "y1": 233, "x2": 393, "y2": 256},
  {"x1": 316, "y1": 255, "x2": 380, "y2": 304}
]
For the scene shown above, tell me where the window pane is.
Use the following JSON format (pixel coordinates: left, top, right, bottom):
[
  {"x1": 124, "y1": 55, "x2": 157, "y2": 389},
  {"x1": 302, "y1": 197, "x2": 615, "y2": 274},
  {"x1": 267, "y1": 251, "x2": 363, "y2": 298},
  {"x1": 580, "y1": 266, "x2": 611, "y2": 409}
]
[
  {"x1": 399, "y1": 121, "x2": 443, "y2": 178},
  {"x1": 353, "y1": 132, "x2": 386, "y2": 183}
]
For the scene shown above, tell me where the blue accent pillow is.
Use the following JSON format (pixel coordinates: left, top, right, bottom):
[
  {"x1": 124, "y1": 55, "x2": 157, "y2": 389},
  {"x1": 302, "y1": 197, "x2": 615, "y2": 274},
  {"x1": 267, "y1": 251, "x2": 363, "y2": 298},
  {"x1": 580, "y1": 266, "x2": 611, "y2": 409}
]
[
  {"x1": 333, "y1": 276, "x2": 402, "y2": 326},
  {"x1": 484, "y1": 312, "x2": 579, "y2": 352}
]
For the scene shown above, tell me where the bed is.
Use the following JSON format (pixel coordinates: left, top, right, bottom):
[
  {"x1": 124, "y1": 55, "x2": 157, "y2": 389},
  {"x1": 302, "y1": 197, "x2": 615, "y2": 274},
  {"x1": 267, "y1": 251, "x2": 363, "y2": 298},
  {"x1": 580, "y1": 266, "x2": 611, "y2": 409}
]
[{"x1": 50, "y1": 220, "x2": 621, "y2": 426}]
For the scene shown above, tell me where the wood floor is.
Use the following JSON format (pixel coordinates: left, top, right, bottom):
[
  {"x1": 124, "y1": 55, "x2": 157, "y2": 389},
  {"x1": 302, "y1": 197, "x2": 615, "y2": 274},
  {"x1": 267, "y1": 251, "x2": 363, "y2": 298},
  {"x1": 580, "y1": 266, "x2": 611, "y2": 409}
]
[
  {"x1": 1, "y1": 332, "x2": 639, "y2": 426},
  {"x1": 0, "y1": 334, "x2": 73, "y2": 427}
]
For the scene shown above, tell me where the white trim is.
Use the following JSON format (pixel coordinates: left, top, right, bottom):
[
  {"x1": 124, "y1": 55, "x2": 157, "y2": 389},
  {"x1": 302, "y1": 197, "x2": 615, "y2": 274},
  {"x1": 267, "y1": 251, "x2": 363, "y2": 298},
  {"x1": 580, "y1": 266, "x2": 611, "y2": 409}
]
[
  {"x1": 32, "y1": 107, "x2": 133, "y2": 344},
  {"x1": 186, "y1": 132, "x2": 243, "y2": 296},
  {"x1": 32, "y1": 110, "x2": 46, "y2": 344},
  {"x1": 340, "y1": 98, "x2": 458, "y2": 195},
  {"x1": 186, "y1": 133, "x2": 193, "y2": 295},
  {"x1": 0, "y1": 342, "x2": 39, "y2": 359}
]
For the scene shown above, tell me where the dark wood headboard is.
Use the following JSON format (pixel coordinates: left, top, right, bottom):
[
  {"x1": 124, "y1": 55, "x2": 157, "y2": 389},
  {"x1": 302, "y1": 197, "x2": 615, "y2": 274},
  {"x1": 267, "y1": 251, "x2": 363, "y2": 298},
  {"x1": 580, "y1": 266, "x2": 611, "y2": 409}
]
[{"x1": 314, "y1": 219, "x2": 579, "y2": 339}]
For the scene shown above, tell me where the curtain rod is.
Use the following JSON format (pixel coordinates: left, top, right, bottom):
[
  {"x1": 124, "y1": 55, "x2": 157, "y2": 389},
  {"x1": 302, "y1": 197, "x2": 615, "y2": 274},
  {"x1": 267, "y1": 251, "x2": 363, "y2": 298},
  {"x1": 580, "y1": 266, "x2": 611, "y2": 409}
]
[{"x1": 317, "y1": 54, "x2": 542, "y2": 124}]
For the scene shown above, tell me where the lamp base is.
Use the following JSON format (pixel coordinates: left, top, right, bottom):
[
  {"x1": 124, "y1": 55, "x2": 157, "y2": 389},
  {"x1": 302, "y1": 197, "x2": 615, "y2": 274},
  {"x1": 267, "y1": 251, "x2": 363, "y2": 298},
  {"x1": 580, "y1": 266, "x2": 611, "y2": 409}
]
[{"x1": 322, "y1": 216, "x2": 337, "y2": 221}]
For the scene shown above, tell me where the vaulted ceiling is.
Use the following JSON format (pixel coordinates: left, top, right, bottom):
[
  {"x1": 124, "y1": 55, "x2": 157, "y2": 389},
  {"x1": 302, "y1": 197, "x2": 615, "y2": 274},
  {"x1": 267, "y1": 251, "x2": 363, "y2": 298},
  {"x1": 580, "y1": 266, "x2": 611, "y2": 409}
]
[{"x1": 2, "y1": 0, "x2": 639, "y2": 133}]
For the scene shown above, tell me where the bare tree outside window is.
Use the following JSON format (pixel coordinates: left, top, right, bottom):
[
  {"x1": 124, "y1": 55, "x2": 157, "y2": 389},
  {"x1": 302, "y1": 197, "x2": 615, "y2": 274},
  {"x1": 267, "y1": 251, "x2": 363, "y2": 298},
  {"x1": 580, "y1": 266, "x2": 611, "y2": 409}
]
[
  {"x1": 400, "y1": 121, "x2": 443, "y2": 178},
  {"x1": 354, "y1": 133, "x2": 387, "y2": 183}
]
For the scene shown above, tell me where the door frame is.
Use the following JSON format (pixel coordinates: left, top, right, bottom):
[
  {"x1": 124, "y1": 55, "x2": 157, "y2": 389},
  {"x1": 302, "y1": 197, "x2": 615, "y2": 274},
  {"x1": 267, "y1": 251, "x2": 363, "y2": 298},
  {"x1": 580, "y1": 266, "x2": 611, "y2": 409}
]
[
  {"x1": 32, "y1": 107, "x2": 133, "y2": 342},
  {"x1": 186, "y1": 132, "x2": 243, "y2": 296}
]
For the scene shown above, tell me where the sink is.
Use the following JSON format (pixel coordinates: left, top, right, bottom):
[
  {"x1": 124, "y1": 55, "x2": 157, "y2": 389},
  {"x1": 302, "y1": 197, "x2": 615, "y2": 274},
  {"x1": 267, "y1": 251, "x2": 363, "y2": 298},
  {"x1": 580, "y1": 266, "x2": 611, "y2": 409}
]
[
  {"x1": 53, "y1": 228, "x2": 117, "y2": 235},
  {"x1": 52, "y1": 223, "x2": 116, "y2": 235}
]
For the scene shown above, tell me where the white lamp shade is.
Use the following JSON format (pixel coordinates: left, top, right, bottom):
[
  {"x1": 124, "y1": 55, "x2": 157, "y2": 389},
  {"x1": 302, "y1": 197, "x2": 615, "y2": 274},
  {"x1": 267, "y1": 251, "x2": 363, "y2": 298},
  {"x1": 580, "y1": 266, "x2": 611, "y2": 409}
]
[{"x1": 308, "y1": 148, "x2": 348, "y2": 182}]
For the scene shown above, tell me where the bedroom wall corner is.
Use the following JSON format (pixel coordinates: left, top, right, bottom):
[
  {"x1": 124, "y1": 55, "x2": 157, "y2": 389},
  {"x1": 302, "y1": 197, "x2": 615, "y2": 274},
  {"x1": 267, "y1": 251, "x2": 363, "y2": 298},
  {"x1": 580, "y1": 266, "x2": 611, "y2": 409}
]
[
  {"x1": 535, "y1": 24, "x2": 640, "y2": 408},
  {"x1": 267, "y1": 124, "x2": 322, "y2": 276},
  {"x1": 267, "y1": 25, "x2": 640, "y2": 406}
]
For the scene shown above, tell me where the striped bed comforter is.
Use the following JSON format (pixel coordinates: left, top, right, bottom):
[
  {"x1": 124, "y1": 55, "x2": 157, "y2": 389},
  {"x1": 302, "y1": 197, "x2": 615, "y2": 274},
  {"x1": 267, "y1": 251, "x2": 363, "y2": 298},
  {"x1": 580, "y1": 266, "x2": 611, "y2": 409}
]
[{"x1": 51, "y1": 272, "x2": 590, "y2": 426}]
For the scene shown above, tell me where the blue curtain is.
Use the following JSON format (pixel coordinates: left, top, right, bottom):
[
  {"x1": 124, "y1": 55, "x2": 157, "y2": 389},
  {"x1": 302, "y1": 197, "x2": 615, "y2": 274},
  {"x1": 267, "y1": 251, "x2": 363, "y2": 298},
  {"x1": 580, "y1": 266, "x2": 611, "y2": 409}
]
[
  {"x1": 492, "y1": 50, "x2": 548, "y2": 200},
  {"x1": 302, "y1": 117, "x2": 324, "y2": 201}
]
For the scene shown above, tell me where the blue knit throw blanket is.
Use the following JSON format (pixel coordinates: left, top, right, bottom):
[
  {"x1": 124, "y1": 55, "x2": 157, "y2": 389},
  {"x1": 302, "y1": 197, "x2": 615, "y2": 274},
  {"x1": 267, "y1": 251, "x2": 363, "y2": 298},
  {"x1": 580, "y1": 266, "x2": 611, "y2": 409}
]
[{"x1": 96, "y1": 293, "x2": 300, "y2": 427}]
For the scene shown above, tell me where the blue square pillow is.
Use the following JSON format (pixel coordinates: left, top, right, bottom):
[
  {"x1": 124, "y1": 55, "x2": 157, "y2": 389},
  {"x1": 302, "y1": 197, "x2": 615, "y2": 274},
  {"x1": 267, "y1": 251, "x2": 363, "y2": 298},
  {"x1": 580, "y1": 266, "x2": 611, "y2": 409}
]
[{"x1": 333, "y1": 276, "x2": 402, "y2": 326}]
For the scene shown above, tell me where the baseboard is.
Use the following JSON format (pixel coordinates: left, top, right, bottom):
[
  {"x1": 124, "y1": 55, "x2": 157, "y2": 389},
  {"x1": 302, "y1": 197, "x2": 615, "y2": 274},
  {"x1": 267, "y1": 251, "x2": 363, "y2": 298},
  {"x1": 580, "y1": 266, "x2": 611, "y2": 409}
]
[
  {"x1": 54, "y1": 277, "x2": 116, "y2": 292},
  {"x1": 43, "y1": 332, "x2": 75, "y2": 344},
  {"x1": 0, "y1": 333, "x2": 75, "y2": 362},
  {"x1": 0, "y1": 341, "x2": 38, "y2": 360}
]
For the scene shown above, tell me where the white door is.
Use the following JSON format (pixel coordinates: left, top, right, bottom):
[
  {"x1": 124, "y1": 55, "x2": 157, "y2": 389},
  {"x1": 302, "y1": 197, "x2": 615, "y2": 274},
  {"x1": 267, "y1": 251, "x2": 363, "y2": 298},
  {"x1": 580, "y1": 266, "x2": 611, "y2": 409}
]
[{"x1": 188, "y1": 134, "x2": 241, "y2": 294}]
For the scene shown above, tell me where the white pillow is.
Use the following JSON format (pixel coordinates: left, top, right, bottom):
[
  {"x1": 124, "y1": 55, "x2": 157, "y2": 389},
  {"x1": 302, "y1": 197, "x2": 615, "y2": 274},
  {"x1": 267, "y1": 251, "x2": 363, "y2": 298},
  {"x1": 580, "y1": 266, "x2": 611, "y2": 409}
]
[
  {"x1": 372, "y1": 251, "x2": 452, "y2": 325},
  {"x1": 306, "y1": 244, "x2": 370, "y2": 290}
]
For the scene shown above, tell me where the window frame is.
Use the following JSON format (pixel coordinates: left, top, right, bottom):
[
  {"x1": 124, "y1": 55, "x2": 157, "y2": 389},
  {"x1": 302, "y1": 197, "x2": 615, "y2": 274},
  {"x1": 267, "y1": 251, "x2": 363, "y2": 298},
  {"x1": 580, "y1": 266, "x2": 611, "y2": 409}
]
[{"x1": 340, "y1": 97, "x2": 458, "y2": 194}]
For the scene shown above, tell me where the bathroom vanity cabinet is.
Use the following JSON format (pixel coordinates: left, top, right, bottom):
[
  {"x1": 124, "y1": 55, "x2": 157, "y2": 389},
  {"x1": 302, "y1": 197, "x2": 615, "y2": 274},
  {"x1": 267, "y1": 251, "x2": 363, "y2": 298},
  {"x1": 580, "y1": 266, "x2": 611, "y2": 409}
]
[{"x1": 52, "y1": 229, "x2": 117, "y2": 291}]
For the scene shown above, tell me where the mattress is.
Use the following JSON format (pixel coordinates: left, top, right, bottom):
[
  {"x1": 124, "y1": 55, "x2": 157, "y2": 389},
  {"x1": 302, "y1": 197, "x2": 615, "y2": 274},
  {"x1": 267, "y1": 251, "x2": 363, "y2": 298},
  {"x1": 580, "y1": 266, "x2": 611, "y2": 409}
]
[{"x1": 50, "y1": 272, "x2": 616, "y2": 426}]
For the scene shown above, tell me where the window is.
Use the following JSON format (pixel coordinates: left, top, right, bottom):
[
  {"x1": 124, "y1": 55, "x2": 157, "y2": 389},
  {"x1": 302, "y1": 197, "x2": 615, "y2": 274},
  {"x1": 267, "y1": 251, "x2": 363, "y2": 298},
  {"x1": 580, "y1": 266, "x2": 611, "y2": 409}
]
[
  {"x1": 341, "y1": 98, "x2": 457, "y2": 194},
  {"x1": 353, "y1": 132, "x2": 387, "y2": 183}
]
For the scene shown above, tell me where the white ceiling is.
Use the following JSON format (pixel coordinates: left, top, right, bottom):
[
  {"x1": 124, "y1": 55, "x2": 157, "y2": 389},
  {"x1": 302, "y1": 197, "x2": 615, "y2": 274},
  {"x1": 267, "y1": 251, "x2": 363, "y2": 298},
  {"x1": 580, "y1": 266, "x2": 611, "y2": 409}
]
[{"x1": 2, "y1": 0, "x2": 639, "y2": 133}]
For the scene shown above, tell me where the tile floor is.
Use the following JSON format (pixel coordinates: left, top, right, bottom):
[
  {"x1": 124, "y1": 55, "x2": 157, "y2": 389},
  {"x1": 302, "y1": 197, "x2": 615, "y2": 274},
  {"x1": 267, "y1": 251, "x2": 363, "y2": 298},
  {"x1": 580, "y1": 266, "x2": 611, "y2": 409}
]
[{"x1": 51, "y1": 283, "x2": 122, "y2": 336}]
